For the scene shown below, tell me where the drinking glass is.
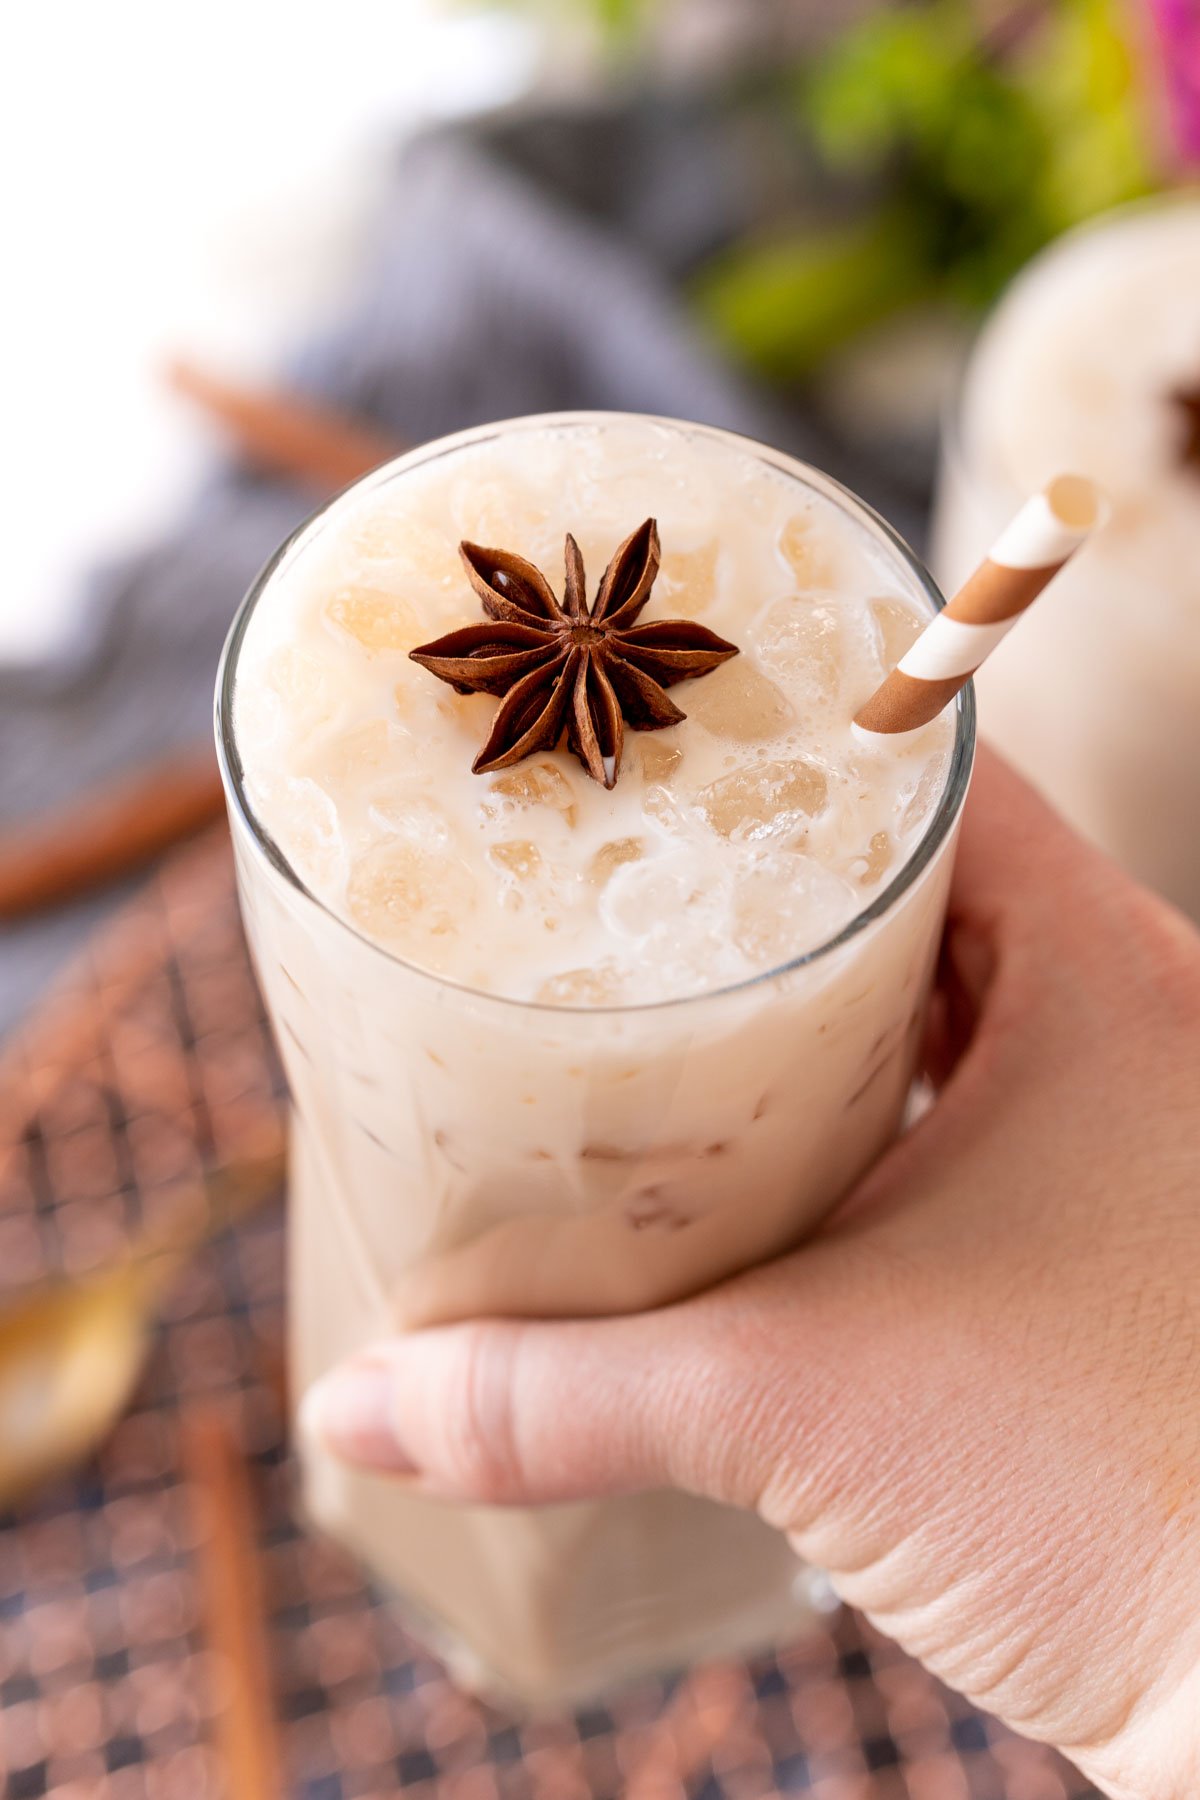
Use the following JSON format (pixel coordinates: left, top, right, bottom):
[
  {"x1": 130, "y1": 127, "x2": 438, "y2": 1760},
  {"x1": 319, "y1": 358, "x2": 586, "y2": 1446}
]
[{"x1": 216, "y1": 414, "x2": 975, "y2": 1707}]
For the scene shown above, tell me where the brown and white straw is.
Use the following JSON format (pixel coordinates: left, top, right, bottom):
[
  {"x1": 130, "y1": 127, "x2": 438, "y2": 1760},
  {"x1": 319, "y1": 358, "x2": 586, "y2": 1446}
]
[{"x1": 854, "y1": 474, "x2": 1106, "y2": 737}]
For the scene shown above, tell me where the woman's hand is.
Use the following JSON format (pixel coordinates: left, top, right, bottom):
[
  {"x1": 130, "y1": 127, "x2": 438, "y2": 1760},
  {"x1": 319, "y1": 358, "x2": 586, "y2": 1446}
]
[{"x1": 304, "y1": 748, "x2": 1200, "y2": 1800}]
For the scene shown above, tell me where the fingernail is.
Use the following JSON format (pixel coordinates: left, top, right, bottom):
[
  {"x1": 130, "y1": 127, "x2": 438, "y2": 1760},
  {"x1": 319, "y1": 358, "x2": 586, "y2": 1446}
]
[{"x1": 299, "y1": 1359, "x2": 417, "y2": 1475}]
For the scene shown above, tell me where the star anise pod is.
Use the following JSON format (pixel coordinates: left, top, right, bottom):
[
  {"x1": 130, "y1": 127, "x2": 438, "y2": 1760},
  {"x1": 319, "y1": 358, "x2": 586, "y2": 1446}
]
[
  {"x1": 1172, "y1": 381, "x2": 1200, "y2": 472},
  {"x1": 408, "y1": 518, "x2": 738, "y2": 788}
]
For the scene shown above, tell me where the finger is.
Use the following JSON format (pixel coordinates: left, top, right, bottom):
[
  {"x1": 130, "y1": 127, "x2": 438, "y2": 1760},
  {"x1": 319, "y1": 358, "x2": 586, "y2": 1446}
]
[
  {"x1": 949, "y1": 745, "x2": 1072, "y2": 914},
  {"x1": 921, "y1": 919, "x2": 995, "y2": 1090},
  {"x1": 836, "y1": 753, "x2": 1077, "y2": 1222},
  {"x1": 921, "y1": 743, "x2": 1115, "y2": 1090},
  {"x1": 947, "y1": 741, "x2": 1193, "y2": 1037},
  {"x1": 299, "y1": 1243, "x2": 875, "y2": 1517}
]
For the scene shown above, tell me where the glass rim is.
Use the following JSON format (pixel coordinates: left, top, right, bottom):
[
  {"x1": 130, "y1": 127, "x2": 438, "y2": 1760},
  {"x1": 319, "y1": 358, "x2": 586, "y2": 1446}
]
[{"x1": 215, "y1": 410, "x2": 976, "y2": 1017}]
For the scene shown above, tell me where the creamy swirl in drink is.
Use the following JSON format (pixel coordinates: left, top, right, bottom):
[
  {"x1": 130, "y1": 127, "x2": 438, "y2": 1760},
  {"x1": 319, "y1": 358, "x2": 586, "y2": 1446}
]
[{"x1": 219, "y1": 414, "x2": 970, "y2": 1705}]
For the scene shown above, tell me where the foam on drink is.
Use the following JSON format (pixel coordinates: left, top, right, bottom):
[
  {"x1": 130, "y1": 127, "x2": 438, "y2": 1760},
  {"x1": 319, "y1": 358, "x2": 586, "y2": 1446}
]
[{"x1": 234, "y1": 417, "x2": 952, "y2": 1002}]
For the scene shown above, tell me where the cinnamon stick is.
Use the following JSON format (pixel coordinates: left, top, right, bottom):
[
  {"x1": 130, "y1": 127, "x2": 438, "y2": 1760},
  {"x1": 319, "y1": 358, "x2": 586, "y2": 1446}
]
[
  {"x1": 0, "y1": 750, "x2": 225, "y2": 921},
  {"x1": 167, "y1": 358, "x2": 403, "y2": 493},
  {"x1": 3, "y1": 370, "x2": 401, "y2": 925},
  {"x1": 181, "y1": 1408, "x2": 283, "y2": 1800}
]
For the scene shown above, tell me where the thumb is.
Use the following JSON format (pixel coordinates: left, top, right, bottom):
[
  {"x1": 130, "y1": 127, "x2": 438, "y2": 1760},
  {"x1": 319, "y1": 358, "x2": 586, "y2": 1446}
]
[{"x1": 298, "y1": 1245, "x2": 873, "y2": 1517}]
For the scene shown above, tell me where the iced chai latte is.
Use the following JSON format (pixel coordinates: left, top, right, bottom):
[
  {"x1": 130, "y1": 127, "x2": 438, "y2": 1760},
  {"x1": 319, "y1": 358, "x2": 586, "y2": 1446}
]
[
  {"x1": 933, "y1": 198, "x2": 1200, "y2": 917},
  {"x1": 217, "y1": 414, "x2": 972, "y2": 1705}
]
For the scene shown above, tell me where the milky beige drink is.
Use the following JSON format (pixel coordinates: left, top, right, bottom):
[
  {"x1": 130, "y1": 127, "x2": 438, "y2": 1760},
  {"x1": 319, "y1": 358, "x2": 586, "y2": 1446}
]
[
  {"x1": 217, "y1": 413, "x2": 972, "y2": 1706},
  {"x1": 933, "y1": 197, "x2": 1200, "y2": 918}
]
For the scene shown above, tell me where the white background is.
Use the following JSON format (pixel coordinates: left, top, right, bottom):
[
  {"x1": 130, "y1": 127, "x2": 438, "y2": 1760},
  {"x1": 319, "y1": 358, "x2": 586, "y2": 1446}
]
[{"x1": 0, "y1": 1, "x2": 542, "y2": 662}]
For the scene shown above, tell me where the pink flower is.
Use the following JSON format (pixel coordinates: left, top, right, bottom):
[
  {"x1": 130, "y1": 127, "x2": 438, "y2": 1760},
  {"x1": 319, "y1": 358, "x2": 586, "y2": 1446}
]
[{"x1": 1147, "y1": 0, "x2": 1200, "y2": 162}]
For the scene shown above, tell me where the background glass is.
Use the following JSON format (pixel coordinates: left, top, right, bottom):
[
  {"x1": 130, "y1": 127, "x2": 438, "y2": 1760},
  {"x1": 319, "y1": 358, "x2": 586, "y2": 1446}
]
[{"x1": 931, "y1": 197, "x2": 1200, "y2": 921}]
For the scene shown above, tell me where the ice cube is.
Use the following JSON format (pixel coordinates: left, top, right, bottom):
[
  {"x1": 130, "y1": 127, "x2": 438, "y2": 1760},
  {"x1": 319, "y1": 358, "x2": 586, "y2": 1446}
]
[
  {"x1": 347, "y1": 510, "x2": 458, "y2": 585},
  {"x1": 368, "y1": 787, "x2": 453, "y2": 845},
  {"x1": 483, "y1": 760, "x2": 579, "y2": 827},
  {"x1": 642, "y1": 782, "x2": 687, "y2": 835},
  {"x1": 490, "y1": 839, "x2": 579, "y2": 927},
  {"x1": 265, "y1": 646, "x2": 339, "y2": 733},
  {"x1": 639, "y1": 738, "x2": 683, "y2": 782},
  {"x1": 757, "y1": 597, "x2": 843, "y2": 703},
  {"x1": 456, "y1": 479, "x2": 551, "y2": 553},
  {"x1": 270, "y1": 777, "x2": 346, "y2": 889},
  {"x1": 901, "y1": 755, "x2": 949, "y2": 835},
  {"x1": 657, "y1": 541, "x2": 719, "y2": 616},
  {"x1": 347, "y1": 841, "x2": 475, "y2": 944},
  {"x1": 489, "y1": 839, "x2": 543, "y2": 883},
  {"x1": 869, "y1": 596, "x2": 925, "y2": 672},
  {"x1": 536, "y1": 963, "x2": 626, "y2": 1006},
  {"x1": 779, "y1": 513, "x2": 836, "y2": 586},
  {"x1": 694, "y1": 758, "x2": 829, "y2": 841},
  {"x1": 390, "y1": 673, "x2": 421, "y2": 729},
  {"x1": 683, "y1": 660, "x2": 794, "y2": 742},
  {"x1": 303, "y1": 720, "x2": 394, "y2": 793},
  {"x1": 324, "y1": 585, "x2": 420, "y2": 653},
  {"x1": 852, "y1": 828, "x2": 892, "y2": 885},
  {"x1": 600, "y1": 853, "x2": 723, "y2": 942},
  {"x1": 346, "y1": 506, "x2": 419, "y2": 562},
  {"x1": 733, "y1": 856, "x2": 855, "y2": 968},
  {"x1": 235, "y1": 681, "x2": 282, "y2": 755},
  {"x1": 850, "y1": 829, "x2": 895, "y2": 888},
  {"x1": 588, "y1": 837, "x2": 646, "y2": 885},
  {"x1": 346, "y1": 507, "x2": 409, "y2": 561}
]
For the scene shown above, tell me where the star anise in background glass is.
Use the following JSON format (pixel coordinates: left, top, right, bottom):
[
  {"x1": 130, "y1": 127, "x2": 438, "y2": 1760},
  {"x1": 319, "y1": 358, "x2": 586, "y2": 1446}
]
[
  {"x1": 1172, "y1": 381, "x2": 1200, "y2": 473},
  {"x1": 409, "y1": 519, "x2": 738, "y2": 787}
]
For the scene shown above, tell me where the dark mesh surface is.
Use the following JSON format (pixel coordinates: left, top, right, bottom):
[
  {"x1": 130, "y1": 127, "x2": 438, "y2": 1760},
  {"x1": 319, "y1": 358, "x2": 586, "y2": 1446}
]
[{"x1": 0, "y1": 831, "x2": 1098, "y2": 1798}]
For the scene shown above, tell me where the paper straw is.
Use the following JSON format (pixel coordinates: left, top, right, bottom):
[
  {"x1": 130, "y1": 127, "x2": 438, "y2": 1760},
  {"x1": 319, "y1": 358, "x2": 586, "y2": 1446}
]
[{"x1": 854, "y1": 475, "x2": 1107, "y2": 737}]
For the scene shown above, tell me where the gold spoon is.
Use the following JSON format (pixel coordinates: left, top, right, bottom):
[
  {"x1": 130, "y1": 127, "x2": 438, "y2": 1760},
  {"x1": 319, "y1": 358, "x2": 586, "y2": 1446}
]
[{"x1": 0, "y1": 1143, "x2": 284, "y2": 1506}]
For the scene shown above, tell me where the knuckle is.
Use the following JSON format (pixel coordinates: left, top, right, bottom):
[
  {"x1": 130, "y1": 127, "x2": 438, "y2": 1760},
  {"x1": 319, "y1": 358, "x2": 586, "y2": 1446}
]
[{"x1": 435, "y1": 1321, "x2": 524, "y2": 1503}]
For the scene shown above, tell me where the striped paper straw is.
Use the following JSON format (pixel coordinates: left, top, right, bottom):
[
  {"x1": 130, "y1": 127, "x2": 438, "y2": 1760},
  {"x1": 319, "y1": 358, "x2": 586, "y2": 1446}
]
[{"x1": 854, "y1": 475, "x2": 1106, "y2": 737}]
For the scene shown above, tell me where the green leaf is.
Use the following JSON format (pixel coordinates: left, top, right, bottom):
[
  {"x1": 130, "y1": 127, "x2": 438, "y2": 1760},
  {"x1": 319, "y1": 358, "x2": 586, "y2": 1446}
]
[
  {"x1": 1018, "y1": 0, "x2": 1155, "y2": 228},
  {"x1": 803, "y1": 2, "x2": 978, "y2": 172},
  {"x1": 460, "y1": 0, "x2": 661, "y2": 52},
  {"x1": 693, "y1": 211, "x2": 935, "y2": 381}
]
